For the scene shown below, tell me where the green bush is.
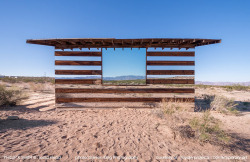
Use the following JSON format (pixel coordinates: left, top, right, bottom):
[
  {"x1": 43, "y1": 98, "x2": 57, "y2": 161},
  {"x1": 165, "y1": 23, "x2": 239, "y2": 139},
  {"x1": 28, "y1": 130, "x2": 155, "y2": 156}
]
[
  {"x1": 189, "y1": 111, "x2": 230, "y2": 143},
  {"x1": 0, "y1": 85, "x2": 27, "y2": 107}
]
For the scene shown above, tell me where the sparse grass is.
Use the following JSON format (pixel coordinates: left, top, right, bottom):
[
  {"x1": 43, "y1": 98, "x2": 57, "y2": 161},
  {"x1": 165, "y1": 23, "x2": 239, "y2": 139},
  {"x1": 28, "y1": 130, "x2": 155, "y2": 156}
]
[
  {"x1": 28, "y1": 82, "x2": 54, "y2": 92},
  {"x1": 195, "y1": 84, "x2": 214, "y2": 89},
  {"x1": 200, "y1": 94, "x2": 239, "y2": 115},
  {"x1": 223, "y1": 84, "x2": 250, "y2": 91},
  {"x1": 0, "y1": 85, "x2": 28, "y2": 107},
  {"x1": 0, "y1": 76, "x2": 55, "y2": 84},
  {"x1": 210, "y1": 95, "x2": 239, "y2": 115},
  {"x1": 161, "y1": 99, "x2": 183, "y2": 115},
  {"x1": 189, "y1": 111, "x2": 230, "y2": 143},
  {"x1": 165, "y1": 84, "x2": 194, "y2": 88}
]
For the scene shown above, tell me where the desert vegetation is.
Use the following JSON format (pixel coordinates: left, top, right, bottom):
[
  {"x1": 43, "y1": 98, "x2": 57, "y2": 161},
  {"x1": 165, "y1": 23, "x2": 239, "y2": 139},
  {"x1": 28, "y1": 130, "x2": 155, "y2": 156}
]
[
  {"x1": 157, "y1": 99, "x2": 230, "y2": 143},
  {"x1": 189, "y1": 111, "x2": 230, "y2": 143},
  {"x1": 0, "y1": 76, "x2": 54, "y2": 84},
  {"x1": 103, "y1": 79, "x2": 146, "y2": 85},
  {"x1": 0, "y1": 85, "x2": 27, "y2": 107},
  {"x1": 0, "y1": 78, "x2": 249, "y2": 160}
]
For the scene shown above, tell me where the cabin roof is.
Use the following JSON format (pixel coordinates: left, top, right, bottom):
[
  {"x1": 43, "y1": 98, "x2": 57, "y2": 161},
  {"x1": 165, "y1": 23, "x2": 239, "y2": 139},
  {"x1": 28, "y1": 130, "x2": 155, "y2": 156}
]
[{"x1": 26, "y1": 38, "x2": 221, "y2": 50}]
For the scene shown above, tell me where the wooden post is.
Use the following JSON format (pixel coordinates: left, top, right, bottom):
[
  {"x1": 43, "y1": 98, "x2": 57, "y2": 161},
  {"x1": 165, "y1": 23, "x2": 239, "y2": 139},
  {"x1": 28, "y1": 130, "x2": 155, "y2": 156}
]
[{"x1": 101, "y1": 48, "x2": 103, "y2": 85}]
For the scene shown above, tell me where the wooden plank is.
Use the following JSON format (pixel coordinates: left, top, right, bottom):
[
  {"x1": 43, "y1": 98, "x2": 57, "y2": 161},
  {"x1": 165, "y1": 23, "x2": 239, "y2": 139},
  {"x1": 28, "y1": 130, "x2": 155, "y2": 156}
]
[
  {"x1": 55, "y1": 61, "x2": 102, "y2": 66},
  {"x1": 55, "y1": 88, "x2": 195, "y2": 93},
  {"x1": 55, "y1": 51, "x2": 102, "y2": 56},
  {"x1": 27, "y1": 38, "x2": 221, "y2": 50},
  {"x1": 55, "y1": 79, "x2": 101, "y2": 84},
  {"x1": 55, "y1": 70, "x2": 102, "y2": 75},
  {"x1": 147, "y1": 61, "x2": 194, "y2": 66},
  {"x1": 146, "y1": 79, "x2": 194, "y2": 84},
  {"x1": 56, "y1": 106, "x2": 159, "y2": 110},
  {"x1": 147, "y1": 70, "x2": 194, "y2": 75},
  {"x1": 147, "y1": 51, "x2": 195, "y2": 56},
  {"x1": 56, "y1": 97, "x2": 195, "y2": 103}
]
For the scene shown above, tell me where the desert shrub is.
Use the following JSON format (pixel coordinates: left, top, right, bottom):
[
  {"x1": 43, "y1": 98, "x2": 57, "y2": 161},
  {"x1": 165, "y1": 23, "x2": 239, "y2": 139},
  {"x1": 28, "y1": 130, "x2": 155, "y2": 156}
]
[
  {"x1": 29, "y1": 83, "x2": 54, "y2": 92},
  {"x1": 0, "y1": 85, "x2": 27, "y2": 107},
  {"x1": 202, "y1": 94, "x2": 215, "y2": 104},
  {"x1": 195, "y1": 84, "x2": 214, "y2": 89},
  {"x1": 177, "y1": 125, "x2": 195, "y2": 138},
  {"x1": 223, "y1": 84, "x2": 250, "y2": 91},
  {"x1": 210, "y1": 95, "x2": 239, "y2": 115},
  {"x1": 161, "y1": 99, "x2": 183, "y2": 115},
  {"x1": 0, "y1": 76, "x2": 55, "y2": 84},
  {"x1": 189, "y1": 111, "x2": 230, "y2": 143}
]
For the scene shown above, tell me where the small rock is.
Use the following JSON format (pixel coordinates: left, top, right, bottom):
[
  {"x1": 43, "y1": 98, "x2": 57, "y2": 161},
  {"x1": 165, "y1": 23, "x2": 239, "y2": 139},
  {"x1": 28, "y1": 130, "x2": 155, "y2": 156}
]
[
  {"x1": 7, "y1": 116, "x2": 19, "y2": 120},
  {"x1": 61, "y1": 135, "x2": 67, "y2": 139}
]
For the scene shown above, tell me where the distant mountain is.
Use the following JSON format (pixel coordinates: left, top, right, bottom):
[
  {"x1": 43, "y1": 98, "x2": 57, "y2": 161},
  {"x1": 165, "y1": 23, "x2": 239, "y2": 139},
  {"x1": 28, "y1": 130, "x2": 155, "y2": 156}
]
[{"x1": 196, "y1": 81, "x2": 250, "y2": 86}]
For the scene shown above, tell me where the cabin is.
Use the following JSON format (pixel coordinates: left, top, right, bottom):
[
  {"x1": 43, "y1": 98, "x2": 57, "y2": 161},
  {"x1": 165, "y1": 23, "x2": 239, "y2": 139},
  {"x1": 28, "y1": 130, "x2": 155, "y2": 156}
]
[{"x1": 27, "y1": 38, "x2": 221, "y2": 109}]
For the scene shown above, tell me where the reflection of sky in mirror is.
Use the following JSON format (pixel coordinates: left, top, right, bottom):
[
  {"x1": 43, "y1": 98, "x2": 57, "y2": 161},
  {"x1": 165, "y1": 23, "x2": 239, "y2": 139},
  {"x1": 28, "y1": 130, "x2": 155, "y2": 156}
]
[{"x1": 103, "y1": 48, "x2": 146, "y2": 78}]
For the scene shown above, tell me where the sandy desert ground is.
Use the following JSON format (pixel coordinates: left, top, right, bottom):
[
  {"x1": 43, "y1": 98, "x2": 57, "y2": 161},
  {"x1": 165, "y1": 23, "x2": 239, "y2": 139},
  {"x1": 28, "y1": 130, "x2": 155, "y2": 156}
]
[{"x1": 0, "y1": 82, "x2": 249, "y2": 161}]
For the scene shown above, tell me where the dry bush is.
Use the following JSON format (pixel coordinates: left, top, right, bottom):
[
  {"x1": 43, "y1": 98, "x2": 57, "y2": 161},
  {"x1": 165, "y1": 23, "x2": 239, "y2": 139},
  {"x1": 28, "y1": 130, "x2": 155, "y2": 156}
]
[
  {"x1": 0, "y1": 85, "x2": 28, "y2": 107},
  {"x1": 29, "y1": 83, "x2": 54, "y2": 92},
  {"x1": 161, "y1": 99, "x2": 190, "y2": 115},
  {"x1": 177, "y1": 125, "x2": 195, "y2": 138},
  {"x1": 223, "y1": 84, "x2": 250, "y2": 91},
  {"x1": 210, "y1": 95, "x2": 239, "y2": 115},
  {"x1": 189, "y1": 111, "x2": 230, "y2": 143},
  {"x1": 151, "y1": 108, "x2": 165, "y2": 119}
]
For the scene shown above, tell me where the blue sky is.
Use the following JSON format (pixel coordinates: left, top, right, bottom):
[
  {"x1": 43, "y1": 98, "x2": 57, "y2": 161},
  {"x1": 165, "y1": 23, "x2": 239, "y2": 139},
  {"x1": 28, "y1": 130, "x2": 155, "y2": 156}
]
[
  {"x1": 0, "y1": 0, "x2": 250, "y2": 82},
  {"x1": 103, "y1": 48, "x2": 146, "y2": 78}
]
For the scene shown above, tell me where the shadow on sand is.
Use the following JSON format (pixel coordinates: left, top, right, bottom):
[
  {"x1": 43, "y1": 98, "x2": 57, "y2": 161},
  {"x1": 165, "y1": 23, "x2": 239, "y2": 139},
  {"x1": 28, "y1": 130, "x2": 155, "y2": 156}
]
[{"x1": 0, "y1": 118, "x2": 57, "y2": 132}]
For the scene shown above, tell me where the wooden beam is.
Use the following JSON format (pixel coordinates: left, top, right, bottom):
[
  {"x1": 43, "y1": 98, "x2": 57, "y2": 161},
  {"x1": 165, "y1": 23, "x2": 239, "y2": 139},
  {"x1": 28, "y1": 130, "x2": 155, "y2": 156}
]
[
  {"x1": 54, "y1": 44, "x2": 196, "y2": 49},
  {"x1": 55, "y1": 70, "x2": 102, "y2": 75},
  {"x1": 146, "y1": 79, "x2": 194, "y2": 84},
  {"x1": 55, "y1": 61, "x2": 102, "y2": 66},
  {"x1": 147, "y1": 61, "x2": 195, "y2": 66},
  {"x1": 55, "y1": 51, "x2": 102, "y2": 56},
  {"x1": 55, "y1": 88, "x2": 195, "y2": 93},
  {"x1": 56, "y1": 97, "x2": 195, "y2": 103},
  {"x1": 55, "y1": 79, "x2": 101, "y2": 84},
  {"x1": 147, "y1": 70, "x2": 194, "y2": 75},
  {"x1": 146, "y1": 51, "x2": 195, "y2": 56},
  {"x1": 27, "y1": 38, "x2": 221, "y2": 50}
]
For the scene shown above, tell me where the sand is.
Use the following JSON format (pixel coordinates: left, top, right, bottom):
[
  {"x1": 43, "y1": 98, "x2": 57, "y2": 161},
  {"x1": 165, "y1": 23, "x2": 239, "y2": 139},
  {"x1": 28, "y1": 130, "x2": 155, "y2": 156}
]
[
  {"x1": 0, "y1": 84, "x2": 249, "y2": 161},
  {"x1": 0, "y1": 108, "x2": 249, "y2": 161}
]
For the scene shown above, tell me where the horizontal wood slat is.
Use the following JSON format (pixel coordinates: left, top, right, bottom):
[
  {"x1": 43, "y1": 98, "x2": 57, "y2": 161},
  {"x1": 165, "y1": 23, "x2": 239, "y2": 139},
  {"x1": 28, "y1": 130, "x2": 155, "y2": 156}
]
[
  {"x1": 147, "y1": 70, "x2": 194, "y2": 75},
  {"x1": 55, "y1": 88, "x2": 194, "y2": 93},
  {"x1": 147, "y1": 51, "x2": 195, "y2": 56},
  {"x1": 146, "y1": 79, "x2": 194, "y2": 84},
  {"x1": 55, "y1": 61, "x2": 102, "y2": 66},
  {"x1": 55, "y1": 79, "x2": 101, "y2": 84},
  {"x1": 147, "y1": 61, "x2": 194, "y2": 66},
  {"x1": 55, "y1": 51, "x2": 102, "y2": 56},
  {"x1": 56, "y1": 97, "x2": 194, "y2": 103},
  {"x1": 55, "y1": 70, "x2": 102, "y2": 75}
]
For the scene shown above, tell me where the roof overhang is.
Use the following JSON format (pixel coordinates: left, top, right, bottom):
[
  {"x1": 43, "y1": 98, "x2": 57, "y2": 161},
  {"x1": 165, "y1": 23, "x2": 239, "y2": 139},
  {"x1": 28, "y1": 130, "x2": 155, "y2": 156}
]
[{"x1": 26, "y1": 38, "x2": 221, "y2": 50}]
